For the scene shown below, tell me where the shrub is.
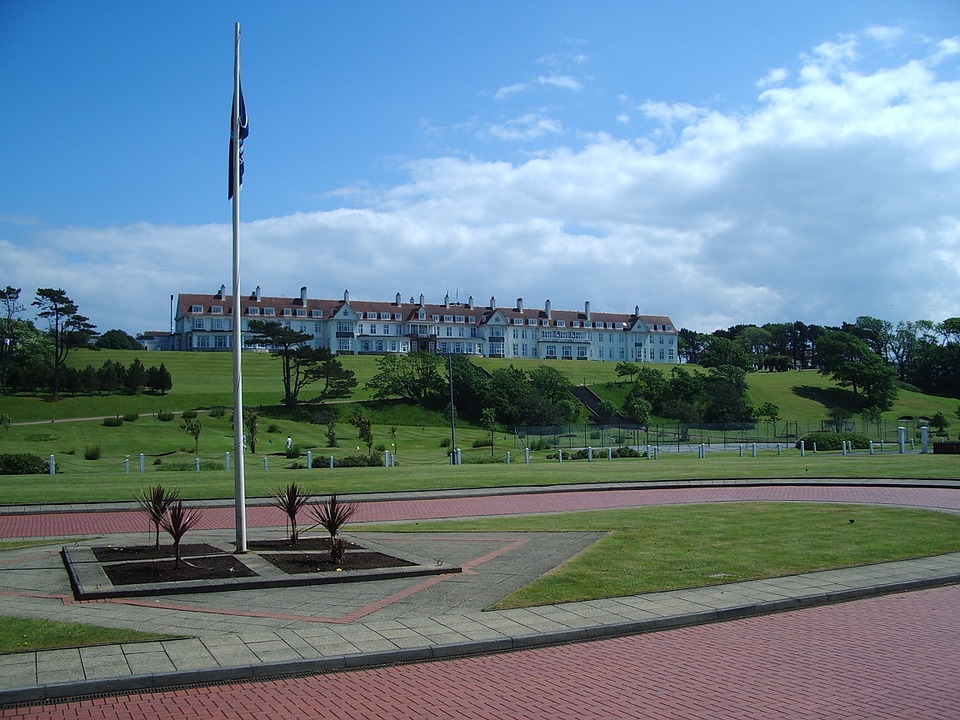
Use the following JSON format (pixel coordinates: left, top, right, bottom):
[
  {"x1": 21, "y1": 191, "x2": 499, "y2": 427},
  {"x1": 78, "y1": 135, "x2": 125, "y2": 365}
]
[
  {"x1": 439, "y1": 437, "x2": 451, "y2": 448},
  {"x1": 122, "y1": 412, "x2": 139, "y2": 422},
  {"x1": 797, "y1": 432, "x2": 870, "y2": 451},
  {"x1": 472, "y1": 438, "x2": 493, "y2": 448},
  {"x1": 181, "y1": 409, "x2": 198, "y2": 420},
  {"x1": 157, "y1": 411, "x2": 175, "y2": 422},
  {"x1": 285, "y1": 445, "x2": 302, "y2": 459},
  {"x1": 102, "y1": 416, "x2": 123, "y2": 427},
  {"x1": 0, "y1": 453, "x2": 48, "y2": 475},
  {"x1": 267, "y1": 423, "x2": 281, "y2": 433},
  {"x1": 209, "y1": 406, "x2": 227, "y2": 418},
  {"x1": 84, "y1": 444, "x2": 101, "y2": 461},
  {"x1": 334, "y1": 454, "x2": 382, "y2": 468}
]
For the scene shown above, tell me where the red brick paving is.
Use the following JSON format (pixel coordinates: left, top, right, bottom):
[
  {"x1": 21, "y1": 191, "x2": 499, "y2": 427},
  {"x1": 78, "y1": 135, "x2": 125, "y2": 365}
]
[
  {"x1": 3, "y1": 485, "x2": 960, "y2": 539},
  {"x1": 5, "y1": 584, "x2": 958, "y2": 719}
]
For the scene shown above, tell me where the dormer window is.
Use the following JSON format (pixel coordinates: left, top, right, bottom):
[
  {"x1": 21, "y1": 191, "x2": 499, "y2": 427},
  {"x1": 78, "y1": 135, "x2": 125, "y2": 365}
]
[
  {"x1": 455, "y1": 315, "x2": 464, "y2": 323},
  {"x1": 263, "y1": 308, "x2": 276, "y2": 316},
  {"x1": 311, "y1": 309, "x2": 322, "y2": 317},
  {"x1": 295, "y1": 308, "x2": 306, "y2": 317},
  {"x1": 557, "y1": 320, "x2": 565, "y2": 327},
  {"x1": 528, "y1": 319, "x2": 537, "y2": 326},
  {"x1": 282, "y1": 308, "x2": 292, "y2": 316},
  {"x1": 247, "y1": 307, "x2": 259, "y2": 315},
  {"x1": 211, "y1": 305, "x2": 223, "y2": 314},
  {"x1": 190, "y1": 304, "x2": 203, "y2": 313},
  {"x1": 417, "y1": 309, "x2": 426, "y2": 320}
]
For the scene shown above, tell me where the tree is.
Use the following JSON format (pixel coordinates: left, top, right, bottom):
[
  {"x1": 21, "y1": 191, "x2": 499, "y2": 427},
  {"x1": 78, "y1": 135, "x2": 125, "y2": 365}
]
[
  {"x1": 270, "y1": 483, "x2": 312, "y2": 546},
  {"x1": 365, "y1": 351, "x2": 445, "y2": 405},
  {"x1": 623, "y1": 387, "x2": 652, "y2": 425},
  {"x1": 0, "y1": 286, "x2": 25, "y2": 393},
  {"x1": 146, "y1": 362, "x2": 173, "y2": 394},
  {"x1": 161, "y1": 501, "x2": 204, "y2": 569},
  {"x1": 95, "y1": 329, "x2": 141, "y2": 350},
  {"x1": 700, "y1": 336, "x2": 754, "y2": 373},
  {"x1": 349, "y1": 408, "x2": 374, "y2": 454},
  {"x1": 480, "y1": 407, "x2": 497, "y2": 456},
  {"x1": 305, "y1": 349, "x2": 358, "y2": 403},
  {"x1": 181, "y1": 417, "x2": 202, "y2": 453},
  {"x1": 757, "y1": 402, "x2": 780, "y2": 437},
  {"x1": 123, "y1": 358, "x2": 147, "y2": 394},
  {"x1": 32, "y1": 288, "x2": 96, "y2": 398},
  {"x1": 310, "y1": 494, "x2": 358, "y2": 562},
  {"x1": 243, "y1": 408, "x2": 259, "y2": 453},
  {"x1": 815, "y1": 330, "x2": 898, "y2": 410},
  {"x1": 246, "y1": 320, "x2": 312, "y2": 408},
  {"x1": 135, "y1": 485, "x2": 180, "y2": 549},
  {"x1": 615, "y1": 361, "x2": 641, "y2": 383}
]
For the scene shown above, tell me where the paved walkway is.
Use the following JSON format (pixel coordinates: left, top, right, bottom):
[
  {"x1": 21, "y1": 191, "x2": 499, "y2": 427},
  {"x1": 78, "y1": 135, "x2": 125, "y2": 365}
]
[{"x1": 0, "y1": 480, "x2": 959, "y2": 713}]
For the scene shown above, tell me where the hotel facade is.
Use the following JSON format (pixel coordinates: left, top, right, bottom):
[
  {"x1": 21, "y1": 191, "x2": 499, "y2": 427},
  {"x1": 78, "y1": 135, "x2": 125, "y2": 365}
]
[{"x1": 171, "y1": 287, "x2": 679, "y2": 364}]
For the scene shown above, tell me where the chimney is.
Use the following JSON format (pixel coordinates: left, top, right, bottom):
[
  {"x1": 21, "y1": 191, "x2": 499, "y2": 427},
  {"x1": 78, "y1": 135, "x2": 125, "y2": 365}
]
[
  {"x1": 217, "y1": 284, "x2": 225, "y2": 300},
  {"x1": 395, "y1": 292, "x2": 402, "y2": 306},
  {"x1": 517, "y1": 297, "x2": 523, "y2": 313},
  {"x1": 343, "y1": 289, "x2": 350, "y2": 303},
  {"x1": 545, "y1": 299, "x2": 552, "y2": 319},
  {"x1": 253, "y1": 286, "x2": 261, "y2": 302},
  {"x1": 467, "y1": 295, "x2": 474, "y2": 309},
  {"x1": 490, "y1": 296, "x2": 496, "y2": 309},
  {"x1": 419, "y1": 293, "x2": 425, "y2": 306},
  {"x1": 635, "y1": 305, "x2": 640, "y2": 317},
  {"x1": 300, "y1": 286, "x2": 308, "y2": 307},
  {"x1": 444, "y1": 293, "x2": 450, "y2": 308},
  {"x1": 584, "y1": 301, "x2": 591, "y2": 321}
]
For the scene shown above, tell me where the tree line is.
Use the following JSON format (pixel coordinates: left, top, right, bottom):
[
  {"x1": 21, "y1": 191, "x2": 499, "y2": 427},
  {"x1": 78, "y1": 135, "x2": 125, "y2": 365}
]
[
  {"x1": 679, "y1": 316, "x2": 960, "y2": 399},
  {"x1": 0, "y1": 286, "x2": 168, "y2": 397}
]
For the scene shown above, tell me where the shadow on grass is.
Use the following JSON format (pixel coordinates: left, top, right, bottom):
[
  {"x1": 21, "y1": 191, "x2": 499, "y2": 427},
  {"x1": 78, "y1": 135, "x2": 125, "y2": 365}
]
[{"x1": 792, "y1": 385, "x2": 861, "y2": 411}]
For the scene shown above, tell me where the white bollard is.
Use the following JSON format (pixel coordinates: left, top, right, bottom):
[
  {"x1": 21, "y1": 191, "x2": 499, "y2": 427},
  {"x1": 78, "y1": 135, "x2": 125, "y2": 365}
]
[
  {"x1": 195, "y1": 457, "x2": 201, "y2": 471},
  {"x1": 224, "y1": 451, "x2": 230, "y2": 471},
  {"x1": 48, "y1": 455, "x2": 55, "y2": 475},
  {"x1": 306, "y1": 450, "x2": 312, "y2": 469},
  {"x1": 525, "y1": 447, "x2": 530, "y2": 464},
  {"x1": 140, "y1": 453, "x2": 146, "y2": 474}
]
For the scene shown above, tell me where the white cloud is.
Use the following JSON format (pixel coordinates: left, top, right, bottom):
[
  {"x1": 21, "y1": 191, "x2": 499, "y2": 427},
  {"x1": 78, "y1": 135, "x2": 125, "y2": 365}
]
[
  {"x1": 4, "y1": 27, "x2": 959, "y2": 335},
  {"x1": 537, "y1": 74, "x2": 583, "y2": 92},
  {"x1": 494, "y1": 82, "x2": 527, "y2": 101},
  {"x1": 756, "y1": 67, "x2": 788, "y2": 88},
  {"x1": 487, "y1": 114, "x2": 564, "y2": 141}
]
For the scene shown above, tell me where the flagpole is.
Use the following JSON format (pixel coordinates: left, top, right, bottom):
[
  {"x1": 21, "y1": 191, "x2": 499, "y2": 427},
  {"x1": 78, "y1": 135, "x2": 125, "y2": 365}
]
[{"x1": 231, "y1": 21, "x2": 247, "y2": 553}]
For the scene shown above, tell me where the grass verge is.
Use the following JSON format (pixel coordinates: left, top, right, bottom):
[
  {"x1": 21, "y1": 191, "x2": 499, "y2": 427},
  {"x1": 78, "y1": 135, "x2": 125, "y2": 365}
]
[
  {"x1": 360, "y1": 502, "x2": 960, "y2": 609},
  {"x1": 0, "y1": 617, "x2": 180, "y2": 654}
]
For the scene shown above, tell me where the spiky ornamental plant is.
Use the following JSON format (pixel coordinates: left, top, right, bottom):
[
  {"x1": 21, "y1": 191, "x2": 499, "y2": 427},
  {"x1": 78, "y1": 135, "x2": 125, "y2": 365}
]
[
  {"x1": 160, "y1": 501, "x2": 204, "y2": 569},
  {"x1": 135, "y1": 485, "x2": 180, "y2": 549},
  {"x1": 269, "y1": 482, "x2": 312, "y2": 546},
  {"x1": 310, "y1": 494, "x2": 358, "y2": 561}
]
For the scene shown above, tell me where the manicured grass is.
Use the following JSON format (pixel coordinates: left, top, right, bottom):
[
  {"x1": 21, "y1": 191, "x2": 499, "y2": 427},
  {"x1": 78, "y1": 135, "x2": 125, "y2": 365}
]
[
  {"x1": 361, "y1": 503, "x2": 960, "y2": 608},
  {"x1": 0, "y1": 452, "x2": 956, "y2": 505},
  {"x1": 0, "y1": 617, "x2": 178, "y2": 654}
]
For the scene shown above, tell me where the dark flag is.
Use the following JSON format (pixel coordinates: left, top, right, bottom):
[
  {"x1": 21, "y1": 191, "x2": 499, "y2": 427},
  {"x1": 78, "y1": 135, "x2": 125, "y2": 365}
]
[{"x1": 228, "y1": 83, "x2": 248, "y2": 200}]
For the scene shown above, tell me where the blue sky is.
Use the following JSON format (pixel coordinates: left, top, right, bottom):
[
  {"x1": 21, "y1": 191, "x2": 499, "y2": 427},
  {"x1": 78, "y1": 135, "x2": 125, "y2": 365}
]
[{"x1": 2, "y1": 1, "x2": 959, "y2": 335}]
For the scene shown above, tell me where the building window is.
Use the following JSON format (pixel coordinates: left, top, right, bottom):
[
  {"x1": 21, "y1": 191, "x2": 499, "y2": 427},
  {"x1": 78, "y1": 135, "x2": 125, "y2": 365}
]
[
  {"x1": 193, "y1": 318, "x2": 204, "y2": 330},
  {"x1": 211, "y1": 305, "x2": 223, "y2": 314},
  {"x1": 213, "y1": 319, "x2": 224, "y2": 330},
  {"x1": 311, "y1": 309, "x2": 322, "y2": 317},
  {"x1": 336, "y1": 321, "x2": 354, "y2": 333},
  {"x1": 247, "y1": 307, "x2": 259, "y2": 315},
  {"x1": 190, "y1": 304, "x2": 203, "y2": 313},
  {"x1": 263, "y1": 308, "x2": 275, "y2": 316},
  {"x1": 455, "y1": 315, "x2": 464, "y2": 323},
  {"x1": 338, "y1": 338, "x2": 353, "y2": 352},
  {"x1": 296, "y1": 309, "x2": 306, "y2": 317},
  {"x1": 546, "y1": 345, "x2": 557, "y2": 358},
  {"x1": 578, "y1": 346, "x2": 587, "y2": 358},
  {"x1": 282, "y1": 308, "x2": 292, "y2": 316}
]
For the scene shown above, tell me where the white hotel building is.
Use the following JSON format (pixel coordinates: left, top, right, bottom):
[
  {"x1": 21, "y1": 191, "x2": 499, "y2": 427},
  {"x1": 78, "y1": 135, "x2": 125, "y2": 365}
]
[{"x1": 172, "y1": 287, "x2": 679, "y2": 364}]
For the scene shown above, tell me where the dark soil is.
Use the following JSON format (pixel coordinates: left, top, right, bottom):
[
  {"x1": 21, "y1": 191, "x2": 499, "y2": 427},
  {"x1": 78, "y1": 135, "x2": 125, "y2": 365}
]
[
  {"x1": 93, "y1": 544, "x2": 222, "y2": 562},
  {"x1": 93, "y1": 540, "x2": 412, "y2": 586},
  {"x1": 102, "y1": 555, "x2": 257, "y2": 585},
  {"x1": 260, "y1": 551, "x2": 415, "y2": 574},
  {"x1": 247, "y1": 537, "x2": 361, "y2": 552}
]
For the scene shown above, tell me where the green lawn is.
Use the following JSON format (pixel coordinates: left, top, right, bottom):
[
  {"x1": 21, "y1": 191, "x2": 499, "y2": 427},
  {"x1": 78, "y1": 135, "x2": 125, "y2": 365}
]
[
  {"x1": 362, "y1": 502, "x2": 960, "y2": 608},
  {"x1": 0, "y1": 617, "x2": 178, "y2": 654}
]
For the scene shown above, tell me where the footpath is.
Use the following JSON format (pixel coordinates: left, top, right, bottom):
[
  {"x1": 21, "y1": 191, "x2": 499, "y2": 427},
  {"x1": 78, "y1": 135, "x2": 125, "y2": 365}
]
[{"x1": 1, "y1": 480, "x2": 959, "y2": 707}]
